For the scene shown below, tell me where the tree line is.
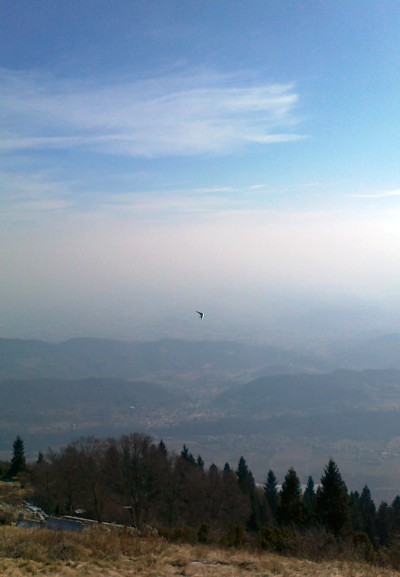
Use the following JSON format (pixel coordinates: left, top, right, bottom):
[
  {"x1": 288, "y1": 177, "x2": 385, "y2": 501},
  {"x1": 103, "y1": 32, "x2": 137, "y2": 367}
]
[{"x1": 4, "y1": 433, "x2": 400, "y2": 563}]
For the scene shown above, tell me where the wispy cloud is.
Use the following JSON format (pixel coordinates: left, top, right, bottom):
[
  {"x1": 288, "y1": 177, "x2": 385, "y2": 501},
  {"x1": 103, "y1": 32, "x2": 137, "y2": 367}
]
[
  {"x1": 0, "y1": 68, "x2": 305, "y2": 158},
  {"x1": 0, "y1": 169, "x2": 76, "y2": 221},
  {"x1": 0, "y1": 165, "x2": 239, "y2": 222},
  {"x1": 353, "y1": 188, "x2": 400, "y2": 199}
]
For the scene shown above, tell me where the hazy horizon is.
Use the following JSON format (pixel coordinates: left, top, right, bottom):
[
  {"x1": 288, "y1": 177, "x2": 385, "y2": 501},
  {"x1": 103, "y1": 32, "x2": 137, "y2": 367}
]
[
  {"x1": 1, "y1": 291, "x2": 400, "y2": 351},
  {"x1": 1, "y1": 2, "x2": 400, "y2": 345}
]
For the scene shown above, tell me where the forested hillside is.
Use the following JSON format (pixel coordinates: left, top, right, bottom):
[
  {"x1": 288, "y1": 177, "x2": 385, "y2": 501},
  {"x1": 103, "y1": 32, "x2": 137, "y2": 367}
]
[
  {"x1": 2, "y1": 334, "x2": 400, "y2": 380},
  {"x1": 0, "y1": 337, "x2": 320, "y2": 380},
  {"x1": 4, "y1": 433, "x2": 400, "y2": 570}
]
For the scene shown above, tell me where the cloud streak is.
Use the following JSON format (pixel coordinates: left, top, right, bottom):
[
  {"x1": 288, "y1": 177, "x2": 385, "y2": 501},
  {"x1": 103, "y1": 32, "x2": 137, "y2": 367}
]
[
  {"x1": 353, "y1": 189, "x2": 400, "y2": 199},
  {"x1": 0, "y1": 68, "x2": 305, "y2": 158}
]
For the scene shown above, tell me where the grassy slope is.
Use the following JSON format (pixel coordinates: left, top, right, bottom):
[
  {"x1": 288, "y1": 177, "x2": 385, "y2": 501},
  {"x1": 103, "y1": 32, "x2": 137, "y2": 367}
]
[
  {"x1": 1, "y1": 526, "x2": 399, "y2": 577},
  {"x1": 1, "y1": 482, "x2": 400, "y2": 577}
]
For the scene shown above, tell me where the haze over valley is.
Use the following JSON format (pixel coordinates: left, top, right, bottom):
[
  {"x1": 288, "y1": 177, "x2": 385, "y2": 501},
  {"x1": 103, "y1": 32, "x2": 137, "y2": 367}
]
[{"x1": 2, "y1": 334, "x2": 400, "y2": 503}]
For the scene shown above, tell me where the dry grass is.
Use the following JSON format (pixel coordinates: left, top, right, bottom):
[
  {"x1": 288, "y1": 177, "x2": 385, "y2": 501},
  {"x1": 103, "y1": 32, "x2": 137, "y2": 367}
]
[
  {"x1": 1, "y1": 483, "x2": 400, "y2": 577},
  {"x1": 0, "y1": 481, "x2": 26, "y2": 504},
  {"x1": 0, "y1": 481, "x2": 33, "y2": 525},
  {"x1": 1, "y1": 525, "x2": 400, "y2": 577}
]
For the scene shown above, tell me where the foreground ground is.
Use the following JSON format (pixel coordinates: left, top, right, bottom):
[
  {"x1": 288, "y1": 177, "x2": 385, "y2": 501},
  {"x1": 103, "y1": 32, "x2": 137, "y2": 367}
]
[
  {"x1": 2, "y1": 525, "x2": 400, "y2": 577},
  {"x1": 2, "y1": 482, "x2": 400, "y2": 577}
]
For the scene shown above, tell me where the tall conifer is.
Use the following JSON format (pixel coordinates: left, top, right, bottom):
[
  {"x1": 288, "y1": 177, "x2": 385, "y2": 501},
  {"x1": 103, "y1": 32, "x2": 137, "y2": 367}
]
[
  {"x1": 9, "y1": 435, "x2": 26, "y2": 477},
  {"x1": 359, "y1": 485, "x2": 377, "y2": 545},
  {"x1": 236, "y1": 457, "x2": 255, "y2": 494},
  {"x1": 317, "y1": 459, "x2": 349, "y2": 535},
  {"x1": 264, "y1": 469, "x2": 279, "y2": 519},
  {"x1": 303, "y1": 475, "x2": 317, "y2": 522},
  {"x1": 376, "y1": 501, "x2": 394, "y2": 546},
  {"x1": 278, "y1": 467, "x2": 305, "y2": 525}
]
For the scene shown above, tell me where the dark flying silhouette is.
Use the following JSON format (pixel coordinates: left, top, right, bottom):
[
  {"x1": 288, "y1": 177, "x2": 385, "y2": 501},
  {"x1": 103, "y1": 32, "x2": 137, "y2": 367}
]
[{"x1": 196, "y1": 311, "x2": 204, "y2": 319}]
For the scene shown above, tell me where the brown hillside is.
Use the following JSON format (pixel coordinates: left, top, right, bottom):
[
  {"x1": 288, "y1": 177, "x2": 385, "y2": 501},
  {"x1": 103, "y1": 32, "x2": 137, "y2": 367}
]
[
  {"x1": 1, "y1": 481, "x2": 400, "y2": 577},
  {"x1": 1, "y1": 526, "x2": 399, "y2": 577}
]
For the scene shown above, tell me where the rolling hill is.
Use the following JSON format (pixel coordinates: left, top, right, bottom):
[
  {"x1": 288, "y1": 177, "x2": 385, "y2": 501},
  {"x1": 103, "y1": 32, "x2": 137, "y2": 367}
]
[
  {"x1": 0, "y1": 337, "x2": 324, "y2": 381},
  {"x1": 3, "y1": 335, "x2": 400, "y2": 502}
]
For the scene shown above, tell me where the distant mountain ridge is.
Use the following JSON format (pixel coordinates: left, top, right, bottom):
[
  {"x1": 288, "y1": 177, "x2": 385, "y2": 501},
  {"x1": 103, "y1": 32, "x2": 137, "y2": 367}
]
[
  {"x1": 1, "y1": 333, "x2": 400, "y2": 381},
  {"x1": 0, "y1": 337, "x2": 324, "y2": 380},
  {"x1": 214, "y1": 368, "x2": 400, "y2": 415},
  {"x1": 337, "y1": 333, "x2": 400, "y2": 369}
]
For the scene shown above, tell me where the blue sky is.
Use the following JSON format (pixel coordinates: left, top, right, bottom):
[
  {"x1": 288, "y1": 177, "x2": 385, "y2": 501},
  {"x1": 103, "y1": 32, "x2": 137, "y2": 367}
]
[{"x1": 1, "y1": 1, "x2": 400, "y2": 342}]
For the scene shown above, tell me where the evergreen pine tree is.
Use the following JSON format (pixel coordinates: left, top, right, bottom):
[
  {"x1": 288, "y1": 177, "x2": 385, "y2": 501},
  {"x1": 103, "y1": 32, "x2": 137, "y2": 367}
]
[
  {"x1": 158, "y1": 439, "x2": 168, "y2": 456},
  {"x1": 236, "y1": 457, "x2": 262, "y2": 530},
  {"x1": 359, "y1": 485, "x2": 377, "y2": 545},
  {"x1": 376, "y1": 501, "x2": 394, "y2": 546},
  {"x1": 278, "y1": 467, "x2": 305, "y2": 526},
  {"x1": 236, "y1": 456, "x2": 255, "y2": 494},
  {"x1": 180, "y1": 444, "x2": 196, "y2": 465},
  {"x1": 36, "y1": 451, "x2": 45, "y2": 464},
  {"x1": 264, "y1": 469, "x2": 279, "y2": 519},
  {"x1": 317, "y1": 459, "x2": 349, "y2": 535},
  {"x1": 391, "y1": 495, "x2": 400, "y2": 533},
  {"x1": 196, "y1": 455, "x2": 205, "y2": 471},
  {"x1": 348, "y1": 490, "x2": 364, "y2": 532},
  {"x1": 303, "y1": 475, "x2": 317, "y2": 522},
  {"x1": 9, "y1": 435, "x2": 27, "y2": 477}
]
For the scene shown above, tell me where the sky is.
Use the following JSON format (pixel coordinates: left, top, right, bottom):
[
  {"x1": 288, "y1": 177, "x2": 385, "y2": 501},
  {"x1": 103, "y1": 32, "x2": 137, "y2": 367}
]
[{"x1": 1, "y1": 0, "x2": 400, "y2": 344}]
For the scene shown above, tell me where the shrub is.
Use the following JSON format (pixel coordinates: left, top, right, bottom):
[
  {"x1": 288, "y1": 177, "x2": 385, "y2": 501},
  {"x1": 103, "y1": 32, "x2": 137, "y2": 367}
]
[
  {"x1": 198, "y1": 523, "x2": 210, "y2": 543},
  {"x1": 351, "y1": 531, "x2": 377, "y2": 564},
  {"x1": 259, "y1": 526, "x2": 297, "y2": 554},
  {"x1": 220, "y1": 524, "x2": 246, "y2": 548},
  {"x1": 158, "y1": 526, "x2": 198, "y2": 544}
]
